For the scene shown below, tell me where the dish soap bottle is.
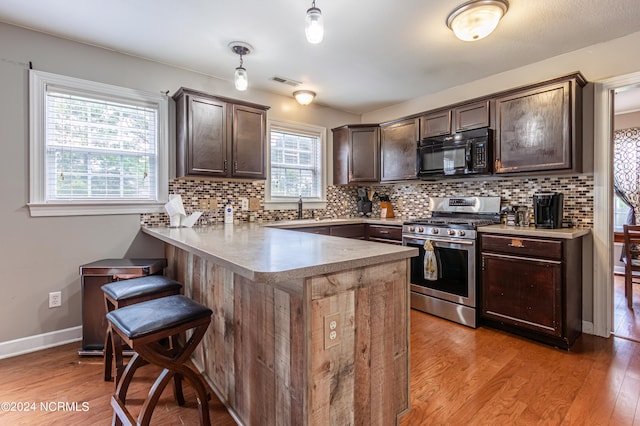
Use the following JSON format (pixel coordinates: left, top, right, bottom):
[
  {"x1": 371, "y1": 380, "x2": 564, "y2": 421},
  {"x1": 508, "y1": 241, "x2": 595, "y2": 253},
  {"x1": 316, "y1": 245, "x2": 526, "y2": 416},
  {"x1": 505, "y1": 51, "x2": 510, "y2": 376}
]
[{"x1": 224, "y1": 200, "x2": 234, "y2": 224}]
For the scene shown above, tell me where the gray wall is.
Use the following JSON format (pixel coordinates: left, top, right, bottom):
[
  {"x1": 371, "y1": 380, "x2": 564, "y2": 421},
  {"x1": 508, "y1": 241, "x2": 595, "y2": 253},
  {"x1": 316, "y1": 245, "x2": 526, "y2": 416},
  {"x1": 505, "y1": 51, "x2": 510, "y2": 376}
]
[{"x1": 0, "y1": 22, "x2": 358, "y2": 344}]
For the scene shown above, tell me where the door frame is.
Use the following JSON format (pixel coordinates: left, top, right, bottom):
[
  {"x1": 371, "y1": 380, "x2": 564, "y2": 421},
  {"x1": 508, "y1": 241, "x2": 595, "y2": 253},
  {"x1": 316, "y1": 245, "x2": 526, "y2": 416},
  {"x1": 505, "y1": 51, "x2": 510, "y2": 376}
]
[{"x1": 593, "y1": 71, "x2": 640, "y2": 337}]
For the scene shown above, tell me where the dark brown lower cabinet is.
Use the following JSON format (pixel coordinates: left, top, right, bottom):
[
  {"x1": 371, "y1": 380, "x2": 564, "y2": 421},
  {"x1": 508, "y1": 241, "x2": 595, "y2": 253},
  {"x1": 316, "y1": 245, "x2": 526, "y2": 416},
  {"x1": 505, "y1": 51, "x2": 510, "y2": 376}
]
[
  {"x1": 330, "y1": 223, "x2": 366, "y2": 239},
  {"x1": 367, "y1": 224, "x2": 403, "y2": 245},
  {"x1": 480, "y1": 233, "x2": 582, "y2": 349}
]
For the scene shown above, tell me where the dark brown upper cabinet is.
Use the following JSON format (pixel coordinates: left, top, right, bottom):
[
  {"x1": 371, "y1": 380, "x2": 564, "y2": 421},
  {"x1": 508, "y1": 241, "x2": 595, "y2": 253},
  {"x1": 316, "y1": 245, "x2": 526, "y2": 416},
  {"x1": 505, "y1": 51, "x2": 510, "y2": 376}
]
[
  {"x1": 380, "y1": 118, "x2": 419, "y2": 182},
  {"x1": 454, "y1": 100, "x2": 491, "y2": 133},
  {"x1": 420, "y1": 109, "x2": 451, "y2": 138},
  {"x1": 420, "y1": 100, "x2": 490, "y2": 138},
  {"x1": 494, "y1": 74, "x2": 585, "y2": 175},
  {"x1": 332, "y1": 124, "x2": 380, "y2": 184},
  {"x1": 173, "y1": 87, "x2": 269, "y2": 179}
]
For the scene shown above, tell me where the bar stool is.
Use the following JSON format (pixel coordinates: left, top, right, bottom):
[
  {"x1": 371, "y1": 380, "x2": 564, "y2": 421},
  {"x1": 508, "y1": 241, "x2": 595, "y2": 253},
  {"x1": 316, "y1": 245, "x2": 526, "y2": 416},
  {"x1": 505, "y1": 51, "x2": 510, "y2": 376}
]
[
  {"x1": 102, "y1": 275, "x2": 182, "y2": 384},
  {"x1": 106, "y1": 295, "x2": 213, "y2": 426}
]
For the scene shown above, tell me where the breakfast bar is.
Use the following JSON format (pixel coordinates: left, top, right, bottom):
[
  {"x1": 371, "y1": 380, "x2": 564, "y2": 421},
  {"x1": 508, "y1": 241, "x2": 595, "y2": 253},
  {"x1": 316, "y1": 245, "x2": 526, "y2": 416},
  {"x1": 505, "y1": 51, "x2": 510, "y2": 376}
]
[{"x1": 142, "y1": 225, "x2": 417, "y2": 425}]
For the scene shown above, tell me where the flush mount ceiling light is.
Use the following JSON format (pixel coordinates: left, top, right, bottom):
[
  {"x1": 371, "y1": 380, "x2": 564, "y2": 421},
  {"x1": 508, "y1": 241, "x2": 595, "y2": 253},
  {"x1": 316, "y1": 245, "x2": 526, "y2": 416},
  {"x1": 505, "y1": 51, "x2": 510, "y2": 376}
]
[
  {"x1": 447, "y1": 0, "x2": 508, "y2": 42},
  {"x1": 229, "y1": 42, "x2": 252, "y2": 91},
  {"x1": 293, "y1": 90, "x2": 316, "y2": 106},
  {"x1": 305, "y1": 0, "x2": 324, "y2": 44}
]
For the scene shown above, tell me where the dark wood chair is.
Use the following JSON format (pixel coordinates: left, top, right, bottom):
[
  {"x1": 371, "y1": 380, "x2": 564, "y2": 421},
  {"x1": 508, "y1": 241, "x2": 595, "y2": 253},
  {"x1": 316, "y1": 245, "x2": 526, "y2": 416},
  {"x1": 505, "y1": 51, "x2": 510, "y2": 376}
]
[
  {"x1": 106, "y1": 294, "x2": 213, "y2": 426},
  {"x1": 102, "y1": 275, "x2": 182, "y2": 385},
  {"x1": 622, "y1": 224, "x2": 640, "y2": 308}
]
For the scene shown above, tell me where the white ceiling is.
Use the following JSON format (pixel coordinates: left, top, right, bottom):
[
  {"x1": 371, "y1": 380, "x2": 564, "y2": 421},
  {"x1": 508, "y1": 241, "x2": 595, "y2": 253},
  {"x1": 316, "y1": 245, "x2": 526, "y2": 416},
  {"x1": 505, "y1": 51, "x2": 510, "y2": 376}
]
[{"x1": 1, "y1": 0, "x2": 640, "y2": 114}]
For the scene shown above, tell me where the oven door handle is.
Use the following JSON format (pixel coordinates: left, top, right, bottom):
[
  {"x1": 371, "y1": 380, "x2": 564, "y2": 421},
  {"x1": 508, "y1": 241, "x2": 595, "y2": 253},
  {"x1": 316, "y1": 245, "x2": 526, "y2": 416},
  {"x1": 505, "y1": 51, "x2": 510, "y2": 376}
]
[
  {"x1": 405, "y1": 237, "x2": 474, "y2": 246},
  {"x1": 429, "y1": 238, "x2": 474, "y2": 246}
]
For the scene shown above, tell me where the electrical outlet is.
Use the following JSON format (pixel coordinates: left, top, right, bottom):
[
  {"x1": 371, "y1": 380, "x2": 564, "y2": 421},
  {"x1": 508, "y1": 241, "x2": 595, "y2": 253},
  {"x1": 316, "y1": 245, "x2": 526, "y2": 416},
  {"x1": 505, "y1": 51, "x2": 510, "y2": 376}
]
[
  {"x1": 241, "y1": 198, "x2": 249, "y2": 211},
  {"x1": 324, "y1": 313, "x2": 341, "y2": 349},
  {"x1": 249, "y1": 198, "x2": 260, "y2": 211},
  {"x1": 49, "y1": 291, "x2": 62, "y2": 308},
  {"x1": 199, "y1": 199, "x2": 209, "y2": 210}
]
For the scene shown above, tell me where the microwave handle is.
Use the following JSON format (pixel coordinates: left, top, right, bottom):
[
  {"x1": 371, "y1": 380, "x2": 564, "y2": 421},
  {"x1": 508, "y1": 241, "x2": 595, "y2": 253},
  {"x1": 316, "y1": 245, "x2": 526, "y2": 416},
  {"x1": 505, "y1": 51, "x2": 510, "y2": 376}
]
[{"x1": 466, "y1": 141, "x2": 472, "y2": 170}]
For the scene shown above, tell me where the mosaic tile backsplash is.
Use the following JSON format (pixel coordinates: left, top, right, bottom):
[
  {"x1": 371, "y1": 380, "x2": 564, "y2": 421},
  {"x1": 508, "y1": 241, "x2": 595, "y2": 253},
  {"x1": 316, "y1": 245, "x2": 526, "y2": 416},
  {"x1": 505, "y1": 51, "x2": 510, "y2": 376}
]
[{"x1": 141, "y1": 174, "x2": 594, "y2": 228}]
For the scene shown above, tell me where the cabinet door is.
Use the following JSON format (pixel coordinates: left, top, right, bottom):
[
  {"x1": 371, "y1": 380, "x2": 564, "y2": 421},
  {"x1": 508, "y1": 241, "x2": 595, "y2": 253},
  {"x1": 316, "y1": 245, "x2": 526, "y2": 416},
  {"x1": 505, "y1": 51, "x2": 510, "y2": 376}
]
[
  {"x1": 187, "y1": 95, "x2": 228, "y2": 176},
  {"x1": 332, "y1": 127, "x2": 349, "y2": 185},
  {"x1": 350, "y1": 127, "x2": 380, "y2": 182},
  {"x1": 495, "y1": 81, "x2": 571, "y2": 174},
  {"x1": 482, "y1": 253, "x2": 562, "y2": 337},
  {"x1": 420, "y1": 110, "x2": 451, "y2": 138},
  {"x1": 380, "y1": 118, "x2": 419, "y2": 182},
  {"x1": 454, "y1": 100, "x2": 490, "y2": 133},
  {"x1": 232, "y1": 104, "x2": 266, "y2": 179}
]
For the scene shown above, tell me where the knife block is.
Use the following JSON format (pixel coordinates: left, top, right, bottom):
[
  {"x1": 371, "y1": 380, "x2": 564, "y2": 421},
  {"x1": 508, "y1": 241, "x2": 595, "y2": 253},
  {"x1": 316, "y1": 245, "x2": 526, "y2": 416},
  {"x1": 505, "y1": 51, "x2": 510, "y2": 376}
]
[{"x1": 380, "y1": 201, "x2": 395, "y2": 218}]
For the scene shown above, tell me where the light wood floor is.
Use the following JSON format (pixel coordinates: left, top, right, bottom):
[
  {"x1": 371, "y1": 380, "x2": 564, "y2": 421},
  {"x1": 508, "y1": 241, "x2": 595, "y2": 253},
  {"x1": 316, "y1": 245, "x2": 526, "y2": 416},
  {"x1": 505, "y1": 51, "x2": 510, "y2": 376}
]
[
  {"x1": 2, "y1": 307, "x2": 640, "y2": 424},
  {"x1": 613, "y1": 274, "x2": 640, "y2": 342}
]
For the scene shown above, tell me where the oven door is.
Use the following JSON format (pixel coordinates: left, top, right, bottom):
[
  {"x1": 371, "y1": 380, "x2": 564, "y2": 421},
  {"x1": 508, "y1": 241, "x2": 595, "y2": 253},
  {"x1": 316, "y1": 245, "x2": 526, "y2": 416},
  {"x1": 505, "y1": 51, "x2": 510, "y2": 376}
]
[{"x1": 403, "y1": 235, "x2": 476, "y2": 307}]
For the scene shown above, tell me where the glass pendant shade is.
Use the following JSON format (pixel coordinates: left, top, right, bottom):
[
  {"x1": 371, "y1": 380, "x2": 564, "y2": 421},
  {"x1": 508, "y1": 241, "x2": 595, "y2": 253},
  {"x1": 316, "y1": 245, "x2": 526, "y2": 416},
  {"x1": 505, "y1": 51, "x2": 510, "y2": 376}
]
[
  {"x1": 235, "y1": 66, "x2": 248, "y2": 91},
  {"x1": 305, "y1": 7, "x2": 324, "y2": 44},
  {"x1": 447, "y1": 0, "x2": 508, "y2": 41}
]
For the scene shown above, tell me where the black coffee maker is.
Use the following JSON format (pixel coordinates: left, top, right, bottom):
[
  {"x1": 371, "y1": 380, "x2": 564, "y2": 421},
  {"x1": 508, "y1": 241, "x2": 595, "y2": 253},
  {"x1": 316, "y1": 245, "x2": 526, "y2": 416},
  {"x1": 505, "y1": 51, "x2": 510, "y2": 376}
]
[{"x1": 533, "y1": 192, "x2": 564, "y2": 229}]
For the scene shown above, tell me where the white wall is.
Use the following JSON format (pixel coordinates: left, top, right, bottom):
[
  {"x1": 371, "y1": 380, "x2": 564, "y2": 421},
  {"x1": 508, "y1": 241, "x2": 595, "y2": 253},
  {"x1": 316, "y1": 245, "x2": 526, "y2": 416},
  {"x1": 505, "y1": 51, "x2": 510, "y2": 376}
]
[{"x1": 0, "y1": 22, "x2": 358, "y2": 346}]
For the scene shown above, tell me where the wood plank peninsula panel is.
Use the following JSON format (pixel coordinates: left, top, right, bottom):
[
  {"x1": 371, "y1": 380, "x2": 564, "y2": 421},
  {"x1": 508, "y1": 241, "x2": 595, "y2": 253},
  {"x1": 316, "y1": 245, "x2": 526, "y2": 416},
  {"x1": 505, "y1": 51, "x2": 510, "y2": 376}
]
[{"x1": 144, "y1": 226, "x2": 415, "y2": 425}]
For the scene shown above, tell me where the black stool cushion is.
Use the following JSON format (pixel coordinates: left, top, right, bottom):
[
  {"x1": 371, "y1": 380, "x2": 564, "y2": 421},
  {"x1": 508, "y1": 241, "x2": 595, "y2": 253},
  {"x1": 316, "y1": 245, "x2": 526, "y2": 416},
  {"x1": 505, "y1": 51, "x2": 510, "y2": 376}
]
[
  {"x1": 101, "y1": 275, "x2": 182, "y2": 301},
  {"x1": 106, "y1": 295, "x2": 212, "y2": 339}
]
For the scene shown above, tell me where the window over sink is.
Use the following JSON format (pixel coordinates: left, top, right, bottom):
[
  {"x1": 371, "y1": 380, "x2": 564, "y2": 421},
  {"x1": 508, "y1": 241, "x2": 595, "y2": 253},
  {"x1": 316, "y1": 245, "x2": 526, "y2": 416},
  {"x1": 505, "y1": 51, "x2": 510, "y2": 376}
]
[{"x1": 265, "y1": 119, "x2": 326, "y2": 209}]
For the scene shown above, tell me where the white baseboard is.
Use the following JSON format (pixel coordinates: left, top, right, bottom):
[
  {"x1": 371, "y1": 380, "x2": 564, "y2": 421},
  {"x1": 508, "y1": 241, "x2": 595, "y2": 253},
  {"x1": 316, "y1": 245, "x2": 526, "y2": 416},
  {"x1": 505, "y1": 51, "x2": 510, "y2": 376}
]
[
  {"x1": 582, "y1": 320, "x2": 595, "y2": 335},
  {"x1": 0, "y1": 326, "x2": 82, "y2": 360}
]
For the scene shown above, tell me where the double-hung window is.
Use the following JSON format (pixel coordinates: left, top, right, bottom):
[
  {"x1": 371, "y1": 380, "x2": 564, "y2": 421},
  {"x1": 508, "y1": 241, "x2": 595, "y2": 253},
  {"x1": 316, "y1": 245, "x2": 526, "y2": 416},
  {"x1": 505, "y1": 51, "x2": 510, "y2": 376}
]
[
  {"x1": 29, "y1": 70, "x2": 168, "y2": 216},
  {"x1": 266, "y1": 120, "x2": 326, "y2": 208}
]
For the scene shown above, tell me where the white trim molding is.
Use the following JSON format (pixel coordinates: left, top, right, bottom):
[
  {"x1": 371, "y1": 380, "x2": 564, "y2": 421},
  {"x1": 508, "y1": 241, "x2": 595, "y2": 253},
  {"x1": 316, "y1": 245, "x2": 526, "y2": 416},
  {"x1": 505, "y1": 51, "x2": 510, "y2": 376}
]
[
  {"x1": 0, "y1": 326, "x2": 82, "y2": 360},
  {"x1": 593, "y1": 71, "x2": 640, "y2": 338}
]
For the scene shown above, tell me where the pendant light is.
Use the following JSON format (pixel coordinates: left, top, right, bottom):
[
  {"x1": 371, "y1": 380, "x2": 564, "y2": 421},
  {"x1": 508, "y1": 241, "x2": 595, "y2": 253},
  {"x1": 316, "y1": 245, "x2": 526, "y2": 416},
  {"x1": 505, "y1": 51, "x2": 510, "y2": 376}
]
[
  {"x1": 305, "y1": 0, "x2": 324, "y2": 44},
  {"x1": 447, "y1": 0, "x2": 508, "y2": 42},
  {"x1": 293, "y1": 90, "x2": 316, "y2": 106},
  {"x1": 230, "y1": 42, "x2": 252, "y2": 91}
]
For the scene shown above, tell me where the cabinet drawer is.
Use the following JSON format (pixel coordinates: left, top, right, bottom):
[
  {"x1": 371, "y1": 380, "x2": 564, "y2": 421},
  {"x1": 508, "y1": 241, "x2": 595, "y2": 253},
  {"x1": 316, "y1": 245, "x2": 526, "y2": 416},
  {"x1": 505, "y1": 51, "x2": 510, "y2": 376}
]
[
  {"x1": 367, "y1": 224, "x2": 402, "y2": 241},
  {"x1": 330, "y1": 224, "x2": 366, "y2": 239},
  {"x1": 481, "y1": 234, "x2": 562, "y2": 260},
  {"x1": 292, "y1": 226, "x2": 331, "y2": 235}
]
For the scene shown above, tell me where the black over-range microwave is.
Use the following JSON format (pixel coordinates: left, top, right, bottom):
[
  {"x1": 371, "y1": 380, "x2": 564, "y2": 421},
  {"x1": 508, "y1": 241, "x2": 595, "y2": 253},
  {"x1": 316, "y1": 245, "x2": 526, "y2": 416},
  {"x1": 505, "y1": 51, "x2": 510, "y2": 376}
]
[{"x1": 417, "y1": 128, "x2": 492, "y2": 179}]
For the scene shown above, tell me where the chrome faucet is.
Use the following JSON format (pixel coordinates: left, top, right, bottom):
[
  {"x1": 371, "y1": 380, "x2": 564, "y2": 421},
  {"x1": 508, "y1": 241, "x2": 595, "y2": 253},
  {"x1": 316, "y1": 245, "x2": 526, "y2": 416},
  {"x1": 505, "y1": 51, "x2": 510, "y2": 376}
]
[{"x1": 297, "y1": 195, "x2": 303, "y2": 219}]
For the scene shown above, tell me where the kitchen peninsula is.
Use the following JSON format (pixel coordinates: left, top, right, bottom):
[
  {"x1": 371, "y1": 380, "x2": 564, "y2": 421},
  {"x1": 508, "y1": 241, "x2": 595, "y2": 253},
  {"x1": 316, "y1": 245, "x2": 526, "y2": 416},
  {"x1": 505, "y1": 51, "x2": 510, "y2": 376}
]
[{"x1": 142, "y1": 225, "x2": 417, "y2": 425}]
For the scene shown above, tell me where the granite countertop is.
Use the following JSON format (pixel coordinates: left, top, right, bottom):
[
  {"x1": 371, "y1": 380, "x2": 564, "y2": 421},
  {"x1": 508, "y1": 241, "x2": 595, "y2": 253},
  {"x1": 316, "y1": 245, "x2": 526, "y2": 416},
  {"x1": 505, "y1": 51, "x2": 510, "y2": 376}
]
[
  {"x1": 142, "y1": 225, "x2": 417, "y2": 284},
  {"x1": 478, "y1": 224, "x2": 591, "y2": 239}
]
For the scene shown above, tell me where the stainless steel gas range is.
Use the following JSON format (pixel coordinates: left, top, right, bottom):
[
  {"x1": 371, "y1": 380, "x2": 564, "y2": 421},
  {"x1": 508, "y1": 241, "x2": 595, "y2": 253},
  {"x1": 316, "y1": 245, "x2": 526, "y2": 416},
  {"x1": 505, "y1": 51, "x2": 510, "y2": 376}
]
[{"x1": 402, "y1": 196, "x2": 501, "y2": 328}]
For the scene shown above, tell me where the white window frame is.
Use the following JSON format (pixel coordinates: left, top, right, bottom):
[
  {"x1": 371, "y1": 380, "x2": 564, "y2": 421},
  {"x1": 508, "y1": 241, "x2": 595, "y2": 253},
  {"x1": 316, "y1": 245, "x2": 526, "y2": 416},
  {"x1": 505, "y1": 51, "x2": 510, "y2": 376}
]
[
  {"x1": 265, "y1": 119, "x2": 327, "y2": 210},
  {"x1": 28, "y1": 70, "x2": 169, "y2": 217}
]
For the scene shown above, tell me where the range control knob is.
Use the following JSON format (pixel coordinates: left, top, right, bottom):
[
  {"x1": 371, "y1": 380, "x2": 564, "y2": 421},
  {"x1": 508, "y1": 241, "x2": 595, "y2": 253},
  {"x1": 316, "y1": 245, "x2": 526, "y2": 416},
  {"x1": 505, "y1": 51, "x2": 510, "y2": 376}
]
[
  {"x1": 448, "y1": 229, "x2": 456, "y2": 236},
  {"x1": 431, "y1": 228, "x2": 439, "y2": 235},
  {"x1": 458, "y1": 230, "x2": 466, "y2": 237},
  {"x1": 417, "y1": 227, "x2": 424, "y2": 233},
  {"x1": 408, "y1": 226, "x2": 415, "y2": 232}
]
